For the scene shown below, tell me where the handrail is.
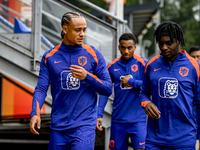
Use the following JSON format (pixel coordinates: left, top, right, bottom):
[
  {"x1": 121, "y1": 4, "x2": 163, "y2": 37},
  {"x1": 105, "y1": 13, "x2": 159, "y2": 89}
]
[
  {"x1": 0, "y1": 15, "x2": 14, "y2": 29},
  {"x1": 52, "y1": 0, "x2": 116, "y2": 29},
  {"x1": 0, "y1": 3, "x2": 30, "y2": 21},
  {"x1": 42, "y1": 10, "x2": 61, "y2": 23},
  {"x1": 77, "y1": 0, "x2": 127, "y2": 24}
]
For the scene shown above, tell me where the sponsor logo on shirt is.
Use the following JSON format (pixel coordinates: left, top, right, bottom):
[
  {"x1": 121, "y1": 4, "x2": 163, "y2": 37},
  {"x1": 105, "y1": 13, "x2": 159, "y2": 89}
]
[
  {"x1": 158, "y1": 77, "x2": 178, "y2": 98},
  {"x1": 61, "y1": 70, "x2": 80, "y2": 90},
  {"x1": 114, "y1": 69, "x2": 120, "y2": 71},
  {"x1": 154, "y1": 68, "x2": 162, "y2": 71},
  {"x1": 131, "y1": 64, "x2": 138, "y2": 72},
  {"x1": 120, "y1": 75, "x2": 133, "y2": 90},
  {"x1": 54, "y1": 60, "x2": 62, "y2": 64},
  {"x1": 78, "y1": 56, "x2": 87, "y2": 66},
  {"x1": 179, "y1": 67, "x2": 189, "y2": 77},
  {"x1": 139, "y1": 142, "x2": 145, "y2": 145}
]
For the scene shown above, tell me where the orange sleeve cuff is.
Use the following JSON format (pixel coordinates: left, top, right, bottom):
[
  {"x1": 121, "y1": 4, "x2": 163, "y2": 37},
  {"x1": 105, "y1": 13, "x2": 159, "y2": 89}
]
[{"x1": 141, "y1": 101, "x2": 152, "y2": 108}]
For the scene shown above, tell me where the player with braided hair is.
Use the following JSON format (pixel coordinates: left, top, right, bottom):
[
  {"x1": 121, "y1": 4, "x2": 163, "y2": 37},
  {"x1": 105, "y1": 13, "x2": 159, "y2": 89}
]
[
  {"x1": 154, "y1": 21, "x2": 186, "y2": 47},
  {"x1": 29, "y1": 12, "x2": 112, "y2": 149},
  {"x1": 60, "y1": 12, "x2": 82, "y2": 39},
  {"x1": 140, "y1": 21, "x2": 200, "y2": 149}
]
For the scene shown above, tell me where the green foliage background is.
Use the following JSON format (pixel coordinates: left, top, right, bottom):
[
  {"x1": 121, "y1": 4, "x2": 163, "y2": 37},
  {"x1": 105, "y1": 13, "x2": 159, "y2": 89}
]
[{"x1": 143, "y1": 0, "x2": 200, "y2": 57}]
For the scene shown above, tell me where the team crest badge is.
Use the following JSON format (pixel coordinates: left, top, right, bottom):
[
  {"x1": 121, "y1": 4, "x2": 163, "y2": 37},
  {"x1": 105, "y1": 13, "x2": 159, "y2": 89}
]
[
  {"x1": 78, "y1": 56, "x2": 87, "y2": 66},
  {"x1": 131, "y1": 64, "x2": 138, "y2": 72},
  {"x1": 179, "y1": 67, "x2": 189, "y2": 77},
  {"x1": 109, "y1": 140, "x2": 115, "y2": 148}
]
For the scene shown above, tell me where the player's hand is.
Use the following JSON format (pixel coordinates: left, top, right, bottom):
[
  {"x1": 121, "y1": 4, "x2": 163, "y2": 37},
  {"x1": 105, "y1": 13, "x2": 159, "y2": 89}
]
[
  {"x1": 30, "y1": 115, "x2": 41, "y2": 135},
  {"x1": 70, "y1": 65, "x2": 87, "y2": 80},
  {"x1": 145, "y1": 103, "x2": 161, "y2": 119},
  {"x1": 96, "y1": 118, "x2": 103, "y2": 131},
  {"x1": 120, "y1": 75, "x2": 131, "y2": 86}
]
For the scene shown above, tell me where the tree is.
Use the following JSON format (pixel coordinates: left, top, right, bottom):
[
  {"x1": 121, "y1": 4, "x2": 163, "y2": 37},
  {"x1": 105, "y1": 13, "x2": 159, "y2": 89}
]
[
  {"x1": 144, "y1": 0, "x2": 200, "y2": 57},
  {"x1": 161, "y1": 0, "x2": 200, "y2": 51}
]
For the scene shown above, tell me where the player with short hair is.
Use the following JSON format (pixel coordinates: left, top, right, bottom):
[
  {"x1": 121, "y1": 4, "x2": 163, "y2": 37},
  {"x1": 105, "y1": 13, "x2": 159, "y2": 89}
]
[
  {"x1": 29, "y1": 12, "x2": 113, "y2": 150},
  {"x1": 97, "y1": 33, "x2": 148, "y2": 150},
  {"x1": 189, "y1": 46, "x2": 200, "y2": 61},
  {"x1": 140, "y1": 21, "x2": 200, "y2": 150}
]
